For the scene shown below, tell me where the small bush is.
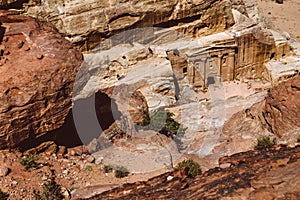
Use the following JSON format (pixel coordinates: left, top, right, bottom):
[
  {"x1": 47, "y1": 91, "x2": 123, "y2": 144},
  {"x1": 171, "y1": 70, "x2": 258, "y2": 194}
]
[
  {"x1": 85, "y1": 165, "x2": 93, "y2": 172},
  {"x1": 175, "y1": 159, "x2": 201, "y2": 178},
  {"x1": 33, "y1": 179, "x2": 64, "y2": 200},
  {"x1": 0, "y1": 189, "x2": 9, "y2": 200},
  {"x1": 114, "y1": 166, "x2": 129, "y2": 178},
  {"x1": 20, "y1": 153, "x2": 40, "y2": 170},
  {"x1": 103, "y1": 164, "x2": 113, "y2": 173},
  {"x1": 141, "y1": 108, "x2": 183, "y2": 137},
  {"x1": 255, "y1": 136, "x2": 276, "y2": 150}
]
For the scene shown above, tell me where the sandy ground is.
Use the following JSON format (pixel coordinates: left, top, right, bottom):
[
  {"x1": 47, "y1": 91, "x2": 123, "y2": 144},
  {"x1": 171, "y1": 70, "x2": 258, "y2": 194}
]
[
  {"x1": 251, "y1": 0, "x2": 300, "y2": 40},
  {"x1": 0, "y1": 147, "x2": 171, "y2": 200}
]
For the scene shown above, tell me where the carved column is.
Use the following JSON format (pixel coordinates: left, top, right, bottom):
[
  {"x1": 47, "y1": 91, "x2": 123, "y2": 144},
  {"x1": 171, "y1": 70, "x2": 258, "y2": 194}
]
[
  {"x1": 228, "y1": 51, "x2": 235, "y2": 81},
  {"x1": 217, "y1": 54, "x2": 222, "y2": 83}
]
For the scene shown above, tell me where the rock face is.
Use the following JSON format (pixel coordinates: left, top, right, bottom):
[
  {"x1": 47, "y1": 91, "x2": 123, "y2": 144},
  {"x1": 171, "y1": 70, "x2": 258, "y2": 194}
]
[
  {"x1": 264, "y1": 75, "x2": 300, "y2": 137},
  {"x1": 21, "y1": 0, "x2": 291, "y2": 84},
  {"x1": 223, "y1": 75, "x2": 300, "y2": 140},
  {"x1": 0, "y1": 11, "x2": 83, "y2": 149},
  {"x1": 23, "y1": 0, "x2": 236, "y2": 51},
  {"x1": 266, "y1": 40, "x2": 300, "y2": 84},
  {"x1": 83, "y1": 145, "x2": 300, "y2": 200}
]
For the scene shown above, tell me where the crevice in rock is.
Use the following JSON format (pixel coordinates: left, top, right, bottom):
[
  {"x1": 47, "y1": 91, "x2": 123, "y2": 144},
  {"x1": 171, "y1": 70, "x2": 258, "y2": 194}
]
[
  {"x1": 108, "y1": 13, "x2": 139, "y2": 24},
  {"x1": 17, "y1": 92, "x2": 121, "y2": 152},
  {"x1": 154, "y1": 14, "x2": 202, "y2": 29},
  {"x1": 0, "y1": 23, "x2": 5, "y2": 43}
]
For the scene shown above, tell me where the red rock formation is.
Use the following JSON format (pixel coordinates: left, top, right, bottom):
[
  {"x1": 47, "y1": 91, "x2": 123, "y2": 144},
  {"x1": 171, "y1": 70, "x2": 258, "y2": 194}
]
[
  {"x1": 264, "y1": 75, "x2": 300, "y2": 136},
  {"x1": 0, "y1": 11, "x2": 83, "y2": 149},
  {"x1": 223, "y1": 75, "x2": 300, "y2": 138},
  {"x1": 79, "y1": 145, "x2": 300, "y2": 200}
]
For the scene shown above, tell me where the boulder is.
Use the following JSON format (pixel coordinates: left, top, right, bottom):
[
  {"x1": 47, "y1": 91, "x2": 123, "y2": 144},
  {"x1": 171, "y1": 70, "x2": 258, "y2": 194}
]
[
  {"x1": 0, "y1": 165, "x2": 9, "y2": 177},
  {"x1": 0, "y1": 11, "x2": 83, "y2": 149}
]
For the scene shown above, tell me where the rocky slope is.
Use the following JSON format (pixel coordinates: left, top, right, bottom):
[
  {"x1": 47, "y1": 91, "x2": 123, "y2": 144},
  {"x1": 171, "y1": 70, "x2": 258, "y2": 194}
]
[
  {"x1": 81, "y1": 144, "x2": 300, "y2": 200},
  {"x1": 0, "y1": 10, "x2": 83, "y2": 149}
]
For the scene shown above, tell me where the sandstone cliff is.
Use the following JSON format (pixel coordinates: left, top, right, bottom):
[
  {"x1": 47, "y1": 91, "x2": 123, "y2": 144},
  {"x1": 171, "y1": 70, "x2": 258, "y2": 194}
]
[
  {"x1": 22, "y1": 0, "x2": 236, "y2": 51},
  {"x1": 0, "y1": 11, "x2": 83, "y2": 149}
]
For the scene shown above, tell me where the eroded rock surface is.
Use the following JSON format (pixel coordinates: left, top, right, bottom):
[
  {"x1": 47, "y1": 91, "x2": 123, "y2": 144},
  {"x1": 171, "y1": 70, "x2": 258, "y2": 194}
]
[
  {"x1": 69, "y1": 0, "x2": 294, "y2": 173},
  {"x1": 0, "y1": 11, "x2": 83, "y2": 149},
  {"x1": 223, "y1": 74, "x2": 300, "y2": 141},
  {"x1": 264, "y1": 75, "x2": 300, "y2": 137},
  {"x1": 82, "y1": 145, "x2": 300, "y2": 200},
  {"x1": 23, "y1": 0, "x2": 236, "y2": 51}
]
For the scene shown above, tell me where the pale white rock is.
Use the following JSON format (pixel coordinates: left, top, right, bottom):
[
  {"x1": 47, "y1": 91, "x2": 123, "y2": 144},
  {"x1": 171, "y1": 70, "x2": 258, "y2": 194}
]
[
  {"x1": 266, "y1": 42, "x2": 300, "y2": 84},
  {"x1": 95, "y1": 157, "x2": 104, "y2": 165},
  {"x1": 62, "y1": 169, "x2": 69, "y2": 175},
  {"x1": 219, "y1": 163, "x2": 231, "y2": 169},
  {"x1": 167, "y1": 176, "x2": 174, "y2": 181}
]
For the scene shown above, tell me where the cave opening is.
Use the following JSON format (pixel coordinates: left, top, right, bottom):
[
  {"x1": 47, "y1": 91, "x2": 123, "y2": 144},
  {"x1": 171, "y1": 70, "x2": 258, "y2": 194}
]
[
  {"x1": 18, "y1": 92, "x2": 121, "y2": 152},
  {"x1": 270, "y1": 52, "x2": 276, "y2": 60}
]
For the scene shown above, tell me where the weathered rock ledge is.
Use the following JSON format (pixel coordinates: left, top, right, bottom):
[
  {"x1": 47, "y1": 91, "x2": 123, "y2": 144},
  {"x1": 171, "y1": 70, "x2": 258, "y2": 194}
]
[{"x1": 22, "y1": 0, "x2": 237, "y2": 51}]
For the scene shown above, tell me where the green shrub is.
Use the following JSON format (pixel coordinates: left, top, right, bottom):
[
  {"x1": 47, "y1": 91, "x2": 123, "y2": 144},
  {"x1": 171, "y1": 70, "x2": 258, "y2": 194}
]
[
  {"x1": 33, "y1": 179, "x2": 64, "y2": 200},
  {"x1": 175, "y1": 159, "x2": 201, "y2": 178},
  {"x1": 114, "y1": 166, "x2": 129, "y2": 178},
  {"x1": 0, "y1": 189, "x2": 9, "y2": 200},
  {"x1": 255, "y1": 136, "x2": 276, "y2": 150},
  {"x1": 103, "y1": 164, "x2": 113, "y2": 173},
  {"x1": 85, "y1": 165, "x2": 93, "y2": 172},
  {"x1": 20, "y1": 153, "x2": 40, "y2": 170},
  {"x1": 142, "y1": 108, "x2": 182, "y2": 137}
]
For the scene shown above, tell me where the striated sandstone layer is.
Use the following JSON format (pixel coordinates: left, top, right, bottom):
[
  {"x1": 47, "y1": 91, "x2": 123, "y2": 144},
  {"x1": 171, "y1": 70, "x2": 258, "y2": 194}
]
[
  {"x1": 0, "y1": 11, "x2": 83, "y2": 149},
  {"x1": 22, "y1": 0, "x2": 236, "y2": 51}
]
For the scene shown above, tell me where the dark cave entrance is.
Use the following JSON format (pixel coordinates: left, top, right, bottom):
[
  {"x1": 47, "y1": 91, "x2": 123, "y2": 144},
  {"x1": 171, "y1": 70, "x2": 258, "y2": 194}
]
[{"x1": 18, "y1": 92, "x2": 121, "y2": 152}]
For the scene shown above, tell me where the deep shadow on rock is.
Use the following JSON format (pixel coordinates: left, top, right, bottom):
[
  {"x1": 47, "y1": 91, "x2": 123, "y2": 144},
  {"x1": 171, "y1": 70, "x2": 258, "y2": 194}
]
[{"x1": 18, "y1": 92, "x2": 121, "y2": 151}]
